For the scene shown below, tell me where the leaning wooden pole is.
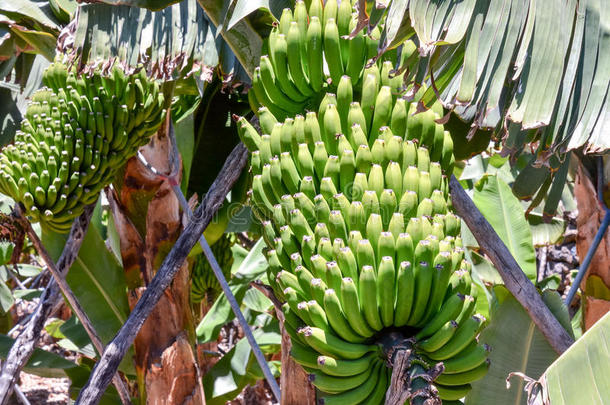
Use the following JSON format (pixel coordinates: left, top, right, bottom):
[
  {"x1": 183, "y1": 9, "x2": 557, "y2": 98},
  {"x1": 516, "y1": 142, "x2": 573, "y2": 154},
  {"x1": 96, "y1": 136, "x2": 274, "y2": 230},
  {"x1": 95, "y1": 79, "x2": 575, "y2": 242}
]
[{"x1": 449, "y1": 175, "x2": 574, "y2": 354}]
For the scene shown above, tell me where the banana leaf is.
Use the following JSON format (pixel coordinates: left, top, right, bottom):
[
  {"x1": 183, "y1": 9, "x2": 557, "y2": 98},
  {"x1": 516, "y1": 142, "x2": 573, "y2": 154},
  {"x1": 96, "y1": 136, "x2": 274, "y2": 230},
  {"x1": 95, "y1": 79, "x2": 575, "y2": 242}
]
[
  {"x1": 472, "y1": 174, "x2": 537, "y2": 281},
  {"x1": 535, "y1": 311, "x2": 610, "y2": 404},
  {"x1": 202, "y1": 324, "x2": 281, "y2": 405},
  {"x1": 368, "y1": 0, "x2": 609, "y2": 155},
  {"x1": 196, "y1": 239, "x2": 268, "y2": 343},
  {"x1": 197, "y1": 0, "x2": 264, "y2": 77},
  {"x1": 41, "y1": 221, "x2": 135, "y2": 374},
  {"x1": 59, "y1": 0, "x2": 249, "y2": 84},
  {"x1": 466, "y1": 289, "x2": 572, "y2": 405},
  {"x1": 0, "y1": 334, "x2": 86, "y2": 378}
]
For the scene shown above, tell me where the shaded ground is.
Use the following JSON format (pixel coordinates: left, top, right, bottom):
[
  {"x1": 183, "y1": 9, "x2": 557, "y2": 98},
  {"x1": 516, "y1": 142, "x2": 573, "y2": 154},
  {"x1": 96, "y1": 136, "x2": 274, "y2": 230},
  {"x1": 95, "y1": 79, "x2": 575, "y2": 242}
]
[
  {"x1": 10, "y1": 373, "x2": 69, "y2": 405},
  {"x1": 6, "y1": 298, "x2": 72, "y2": 404}
]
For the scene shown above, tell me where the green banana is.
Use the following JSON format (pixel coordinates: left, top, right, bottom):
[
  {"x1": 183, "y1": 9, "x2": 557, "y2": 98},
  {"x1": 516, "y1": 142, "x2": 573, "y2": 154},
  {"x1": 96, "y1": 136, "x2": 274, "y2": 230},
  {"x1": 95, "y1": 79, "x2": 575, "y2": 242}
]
[
  {"x1": 190, "y1": 234, "x2": 235, "y2": 304},
  {"x1": 306, "y1": 299, "x2": 331, "y2": 331},
  {"x1": 290, "y1": 339, "x2": 321, "y2": 369},
  {"x1": 0, "y1": 62, "x2": 165, "y2": 232},
  {"x1": 317, "y1": 362, "x2": 382, "y2": 405},
  {"x1": 377, "y1": 232, "x2": 395, "y2": 261},
  {"x1": 323, "y1": 288, "x2": 365, "y2": 343},
  {"x1": 300, "y1": 326, "x2": 377, "y2": 360},
  {"x1": 344, "y1": 17, "x2": 366, "y2": 80},
  {"x1": 243, "y1": 5, "x2": 488, "y2": 398},
  {"x1": 442, "y1": 342, "x2": 491, "y2": 374},
  {"x1": 340, "y1": 277, "x2": 375, "y2": 338},
  {"x1": 287, "y1": 22, "x2": 314, "y2": 97},
  {"x1": 434, "y1": 383, "x2": 472, "y2": 401},
  {"x1": 370, "y1": 86, "x2": 393, "y2": 138},
  {"x1": 323, "y1": 18, "x2": 343, "y2": 85},
  {"x1": 394, "y1": 261, "x2": 414, "y2": 326},
  {"x1": 436, "y1": 359, "x2": 490, "y2": 386},
  {"x1": 317, "y1": 352, "x2": 379, "y2": 377},
  {"x1": 307, "y1": 16, "x2": 324, "y2": 92},
  {"x1": 259, "y1": 54, "x2": 301, "y2": 111},
  {"x1": 360, "y1": 73, "x2": 378, "y2": 134},
  {"x1": 415, "y1": 293, "x2": 465, "y2": 340},
  {"x1": 308, "y1": 360, "x2": 375, "y2": 393},
  {"x1": 310, "y1": 277, "x2": 329, "y2": 303},
  {"x1": 377, "y1": 256, "x2": 395, "y2": 327},
  {"x1": 417, "y1": 320, "x2": 459, "y2": 352},
  {"x1": 359, "y1": 265, "x2": 383, "y2": 331},
  {"x1": 337, "y1": 75, "x2": 353, "y2": 132},
  {"x1": 427, "y1": 315, "x2": 485, "y2": 361},
  {"x1": 362, "y1": 362, "x2": 389, "y2": 404},
  {"x1": 407, "y1": 260, "x2": 433, "y2": 326}
]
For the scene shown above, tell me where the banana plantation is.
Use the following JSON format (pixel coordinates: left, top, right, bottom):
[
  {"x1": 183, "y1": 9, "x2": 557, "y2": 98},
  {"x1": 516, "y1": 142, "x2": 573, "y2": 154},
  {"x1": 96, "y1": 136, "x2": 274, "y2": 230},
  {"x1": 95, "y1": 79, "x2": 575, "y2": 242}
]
[{"x1": 0, "y1": 0, "x2": 608, "y2": 404}]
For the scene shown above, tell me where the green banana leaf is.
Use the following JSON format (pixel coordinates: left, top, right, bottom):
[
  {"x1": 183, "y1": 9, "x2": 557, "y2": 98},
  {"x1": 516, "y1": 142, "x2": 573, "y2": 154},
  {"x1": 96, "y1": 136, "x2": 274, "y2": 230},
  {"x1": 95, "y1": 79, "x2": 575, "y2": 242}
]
[
  {"x1": 187, "y1": 82, "x2": 248, "y2": 197},
  {"x1": 174, "y1": 109, "x2": 195, "y2": 194},
  {"x1": 224, "y1": 0, "x2": 290, "y2": 32},
  {"x1": 1, "y1": 0, "x2": 61, "y2": 30},
  {"x1": 0, "y1": 54, "x2": 48, "y2": 145},
  {"x1": 242, "y1": 286, "x2": 272, "y2": 313},
  {"x1": 41, "y1": 221, "x2": 134, "y2": 374},
  {"x1": 526, "y1": 210, "x2": 566, "y2": 247},
  {"x1": 77, "y1": 0, "x2": 181, "y2": 11},
  {"x1": 196, "y1": 239, "x2": 268, "y2": 343},
  {"x1": 0, "y1": 0, "x2": 64, "y2": 66},
  {"x1": 0, "y1": 241, "x2": 15, "y2": 313},
  {"x1": 0, "y1": 281, "x2": 12, "y2": 315},
  {"x1": 197, "y1": 0, "x2": 264, "y2": 77},
  {"x1": 202, "y1": 324, "x2": 281, "y2": 405},
  {"x1": 468, "y1": 250, "x2": 503, "y2": 286},
  {"x1": 471, "y1": 174, "x2": 537, "y2": 281},
  {"x1": 0, "y1": 333, "x2": 85, "y2": 378},
  {"x1": 466, "y1": 289, "x2": 572, "y2": 405},
  {"x1": 61, "y1": 0, "x2": 249, "y2": 83},
  {"x1": 535, "y1": 311, "x2": 610, "y2": 404},
  {"x1": 374, "y1": 0, "x2": 609, "y2": 155}
]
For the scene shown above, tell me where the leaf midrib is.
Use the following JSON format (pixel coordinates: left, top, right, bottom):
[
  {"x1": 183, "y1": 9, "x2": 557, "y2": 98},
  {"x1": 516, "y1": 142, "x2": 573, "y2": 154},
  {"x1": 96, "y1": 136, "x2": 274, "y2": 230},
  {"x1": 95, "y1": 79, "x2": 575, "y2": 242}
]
[
  {"x1": 75, "y1": 256, "x2": 126, "y2": 325},
  {"x1": 514, "y1": 320, "x2": 536, "y2": 405},
  {"x1": 497, "y1": 178, "x2": 519, "y2": 261}
]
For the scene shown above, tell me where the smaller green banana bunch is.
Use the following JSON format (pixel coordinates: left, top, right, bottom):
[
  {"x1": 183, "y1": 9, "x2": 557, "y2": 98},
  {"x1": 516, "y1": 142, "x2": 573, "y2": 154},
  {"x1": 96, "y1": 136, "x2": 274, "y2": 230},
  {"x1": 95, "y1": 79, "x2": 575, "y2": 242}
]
[
  {"x1": 250, "y1": 0, "x2": 412, "y2": 119},
  {"x1": 191, "y1": 233, "x2": 236, "y2": 304},
  {"x1": 0, "y1": 61, "x2": 165, "y2": 232}
]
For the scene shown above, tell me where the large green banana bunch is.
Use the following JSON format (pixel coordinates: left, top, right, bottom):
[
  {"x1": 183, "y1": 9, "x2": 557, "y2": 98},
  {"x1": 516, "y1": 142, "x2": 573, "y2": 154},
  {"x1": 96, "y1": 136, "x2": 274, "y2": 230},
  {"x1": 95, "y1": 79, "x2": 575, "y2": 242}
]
[
  {"x1": 191, "y1": 233, "x2": 236, "y2": 304},
  {"x1": 0, "y1": 62, "x2": 165, "y2": 232},
  {"x1": 236, "y1": 1, "x2": 490, "y2": 403}
]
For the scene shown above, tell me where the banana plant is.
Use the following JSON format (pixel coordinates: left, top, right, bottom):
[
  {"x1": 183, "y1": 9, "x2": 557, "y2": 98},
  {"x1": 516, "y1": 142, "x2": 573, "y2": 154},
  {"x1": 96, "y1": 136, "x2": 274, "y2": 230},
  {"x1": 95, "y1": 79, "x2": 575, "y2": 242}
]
[{"x1": 0, "y1": 0, "x2": 606, "y2": 403}]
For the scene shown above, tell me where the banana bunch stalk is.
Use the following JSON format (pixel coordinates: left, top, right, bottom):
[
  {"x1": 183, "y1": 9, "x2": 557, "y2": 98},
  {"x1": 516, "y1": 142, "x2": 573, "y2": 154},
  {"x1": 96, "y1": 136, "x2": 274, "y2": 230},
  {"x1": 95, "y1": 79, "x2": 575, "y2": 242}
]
[
  {"x1": 0, "y1": 62, "x2": 165, "y2": 232},
  {"x1": 235, "y1": 1, "x2": 490, "y2": 403},
  {"x1": 191, "y1": 233, "x2": 236, "y2": 304}
]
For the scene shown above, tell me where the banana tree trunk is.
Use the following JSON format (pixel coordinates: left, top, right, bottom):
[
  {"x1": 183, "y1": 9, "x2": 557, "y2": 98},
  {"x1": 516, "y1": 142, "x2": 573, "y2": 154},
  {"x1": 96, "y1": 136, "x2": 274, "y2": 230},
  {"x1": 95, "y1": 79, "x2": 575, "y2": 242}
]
[
  {"x1": 109, "y1": 126, "x2": 205, "y2": 404},
  {"x1": 280, "y1": 326, "x2": 316, "y2": 405},
  {"x1": 574, "y1": 161, "x2": 610, "y2": 329}
]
